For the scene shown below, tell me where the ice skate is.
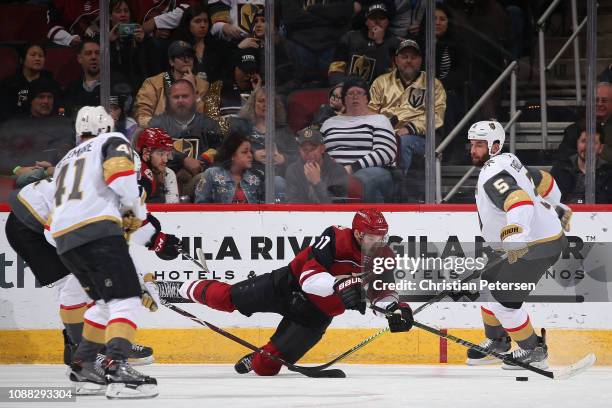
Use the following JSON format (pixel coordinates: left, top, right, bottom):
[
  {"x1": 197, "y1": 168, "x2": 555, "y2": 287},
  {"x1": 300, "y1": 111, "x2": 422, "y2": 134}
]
[
  {"x1": 104, "y1": 359, "x2": 158, "y2": 399},
  {"x1": 68, "y1": 355, "x2": 106, "y2": 395},
  {"x1": 502, "y1": 329, "x2": 549, "y2": 370},
  {"x1": 466, "y1": 336, "x2": 511, "y2": 365},
  {"x1": 99, "y1": 343, "x2": 154, "y2": 366}
]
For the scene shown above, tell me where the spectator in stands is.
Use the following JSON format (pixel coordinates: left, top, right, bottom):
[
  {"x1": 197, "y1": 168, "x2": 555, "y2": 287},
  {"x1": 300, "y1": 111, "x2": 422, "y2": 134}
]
[
  {"x1": 313, "y1": 83, "x2": 345, "y2": 127},
  {"x1": 171, "y1": 3, "x2": 224, "y2": 83},
  {"x1": 354, "y1": 1, "x2": 424, "y2": 38},
  {"x1": 46, "y1": 0, "x2": 100, "y2": 47},
  {"x1": 281, "y1": 0, "x2": 354, "y2": 86},
  {"x1": 329, "y1": 2, "x2": 401, "y2": 85},
  {"x1": 558, "y1": 83, "x2": 612, "y2": 163},
  {"x1": 208, "y1": 0, "x2": 264, "y2": 41},
  {"x1": 320, "y1": 77, "x2": 396, "y2": 203},
  {"x1": 135, "y1": 127, "x2": 180, "y2": 204},
  {"x1": 417, "y1": 3, "x2": 467, "y2": 163},
  {"x1": 204, "y1": 48, "x2": 262, "y2": 129},
  {"x1": 285, "y1": 126, "x2": 348, "y2": 203},
  {"x1": 108, "y1": 85, "x2": 138, "y2": 142},
  {"x1": 0, "y1": 43, "x2": 59, "y2": 121},
  {"x1": 149, "y1": 79, "x2": 222, "y2": 195},
  {"x1": 63, "y1": 37, "x2": 127, "y2": 117},
  {"x1": 142, "y1": 1, "x2": 191, "y2": 34},
  {"x1": 600, "y1": 63, "x2": 612, "y2": 83},
  {"x1": 0, "y1": 78, "x2": 73, "y2": 186},
  {"x1": 550, "y1": 125, "x2": 612, "y2": 204},
  {"x1": 369, "y1": 39, "x2": 446, "y2": 173},
  {"x1": 108, "y1": 0, "x2": 146, "y2": 90},
  {"x1": 237, "y1": 86, "x2": 298, "y2": 180},
  {"x1": 194, "y1": 131, "x2": 263, "y2": 203},
  {"x1": 135, "y1": 40, "x2": 209, "y2": 127}
]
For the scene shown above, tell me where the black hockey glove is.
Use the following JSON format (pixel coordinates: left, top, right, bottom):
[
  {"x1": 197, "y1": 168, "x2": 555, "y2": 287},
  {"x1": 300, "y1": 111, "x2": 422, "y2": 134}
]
[
  {"x1": 148, "y1": 232, "x2": 181, "y2": 260},
  {"x1": 386, "y1": 301, "x2": 413, "y2": 333},
  {"x1": 333, "y1": 276, "x2": 366, "y2": 315}
]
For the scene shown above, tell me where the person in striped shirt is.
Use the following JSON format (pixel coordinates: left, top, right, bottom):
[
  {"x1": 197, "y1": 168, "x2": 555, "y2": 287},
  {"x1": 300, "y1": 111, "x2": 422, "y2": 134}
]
[{"x1": 320, "y1": 77, "x2": 397, "y2": 202}]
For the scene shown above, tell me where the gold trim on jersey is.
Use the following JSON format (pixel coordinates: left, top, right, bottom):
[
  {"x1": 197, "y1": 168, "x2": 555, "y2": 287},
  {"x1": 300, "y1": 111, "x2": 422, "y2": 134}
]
[
  {"x1": 506, "y1": 318, "x2": 535, "y2": 342},
  {"x1": 500, "y1": 224, "x2": 523, "y2": 240},
  {"x1": 83, "y1": 321, "x2": 106, "y2": 344},
  {"x1": 106, "y1": 322, "x2": 136, "y2": 343},
  {"x1": 503, "y1": 189, "x2": 532, "y2": 212},
  {"x1": 59, "y1": 305, "x2": 87, "y2": 324},
  {"x1": 329, "y1": 61, "x2": 347, "y2": 74},
  {"x1": 528, "y1": 231, "x2": 564, "y2": 247},
  {"x1": 52, "y1": 216, "x2": 122, "y2": 238},
  {"x1": 481, "y1": 308, "x2": 502, "y2": 327},
  {"x1": 16, "y1": 194, "x2": 46, "y2": 226},
  {"x1": 536, "y1": 170, "x2": 554, "y2": 197},
  {"x1": 103, "y1": 157, "x2": 134, "y2": 183}
]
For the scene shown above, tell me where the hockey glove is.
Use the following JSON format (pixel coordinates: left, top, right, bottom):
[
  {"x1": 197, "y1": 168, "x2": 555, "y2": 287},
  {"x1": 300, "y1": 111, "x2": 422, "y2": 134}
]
[
  {"x1": 148, "y1": 231, "x2": 182, "y2": 260},
  {"x1": 554, "y1": 203, "x2": 572, "y2": 232},
  {"x1": 122, "y1": 211, "x2": 143, "y2": 236},
  {"x1": 501, "y1": 225, "x2": 529, "y2": 264},
  {"x1": 333, "y1": 276, "x2": 366, "y2": 314},
  {"x1": 386, "y1": 301, "x2": 413, "y2": 332},
  {"x1": 141, "y1": 273, "x2": 159, "y2": 312}
]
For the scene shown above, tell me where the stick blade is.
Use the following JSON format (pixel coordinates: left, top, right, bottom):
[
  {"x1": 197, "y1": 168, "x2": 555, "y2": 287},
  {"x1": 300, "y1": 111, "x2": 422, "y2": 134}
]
[
  {"x1": 553, "y1": 353, "x2": 596, "y2": 380},
  {"x1": 289, "y1": 367, "x2": 346, "y2": 378},
  {"x1": 196, "y1": 248, "x2": 209, "y2": 272}
]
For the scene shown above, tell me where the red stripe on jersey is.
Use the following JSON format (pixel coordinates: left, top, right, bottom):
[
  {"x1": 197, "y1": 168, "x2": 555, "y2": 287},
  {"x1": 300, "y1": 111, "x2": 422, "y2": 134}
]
[
  {"x1": 481, "y1": 306, "x2": 494, "y2": 315},
  {"x1": 299, "y1": 270, "x2": 320, "y2": 286},
  {"x1": 105, "y1": 170, "x2": 135, "y2": 185},
  {"x1": 84, "y1": 318, "x2": 106, "y2": 330},
  {"x1": 108, "y1": 318, "x2": 137, "y2": 329},
  {"x1": 543, "y1": 178, "x2": 555, "y2": 197},
  {"x1": 507, "y1": 201, "x2": 533, "y2": 211},
  {"x1": 60, "y1": 302, "x2": 87, "y2": 310},
  {"x1": 506, "y1": 317, "x2": 530, "y2": 332},
  {"x1": 86, "y1": 301, "x2": 95, "y2": 308}
]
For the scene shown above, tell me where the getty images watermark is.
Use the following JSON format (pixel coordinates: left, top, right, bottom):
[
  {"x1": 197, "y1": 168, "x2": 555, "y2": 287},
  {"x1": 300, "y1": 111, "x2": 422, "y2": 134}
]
[{"x1": 370, "y1": 254, "x2": 537, "y2": 292}]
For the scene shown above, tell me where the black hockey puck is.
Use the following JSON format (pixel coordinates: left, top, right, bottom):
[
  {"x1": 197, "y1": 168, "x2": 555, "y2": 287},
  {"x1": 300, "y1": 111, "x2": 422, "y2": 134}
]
[{"x1": 515, "y1": 377, "x2": 529, "y2": 381}]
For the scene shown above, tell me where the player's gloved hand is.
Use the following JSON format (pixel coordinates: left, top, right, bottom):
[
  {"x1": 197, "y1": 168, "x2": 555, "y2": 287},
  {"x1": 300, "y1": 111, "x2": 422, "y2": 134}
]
[
  {"x1": 141, "y1": 273, "x2": 159, "y2": 312},
  {"x1": 148, "y1": 231, "x2": 182, "y2": 260},
  {"x1": 333, "y1": 276, "x2": 366, "y2": 314},
  {"x1": 385, "y1": 301, "x2": 413, "y2": 333},
  {"x1": 554, "y1": 203, "x2": 572, "y2": 232},
  {"x1": 501, "y1": 225, "x2": 529, "y2": 264}
]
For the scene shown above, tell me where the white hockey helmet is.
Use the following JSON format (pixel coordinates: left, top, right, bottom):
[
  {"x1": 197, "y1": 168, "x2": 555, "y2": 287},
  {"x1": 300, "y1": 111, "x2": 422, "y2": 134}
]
[
  {"x1": 75, "y1": 106, "x2": 114, "y2": 143},
  {"x1": 467, "y1": 120, "x2": 505, "y2": 156}
]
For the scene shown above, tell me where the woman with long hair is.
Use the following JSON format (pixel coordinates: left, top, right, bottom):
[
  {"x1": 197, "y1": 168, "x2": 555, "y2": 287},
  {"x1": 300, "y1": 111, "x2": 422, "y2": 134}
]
[{"x1": 194, "y1": 131, "x2": 263, "y2": 203}]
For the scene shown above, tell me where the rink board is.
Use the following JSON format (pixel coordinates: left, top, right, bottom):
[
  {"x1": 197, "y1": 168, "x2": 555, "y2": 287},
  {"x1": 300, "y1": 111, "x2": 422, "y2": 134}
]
[{"x1": 1, "y1": 204, "x2": 611, "y2": 364}]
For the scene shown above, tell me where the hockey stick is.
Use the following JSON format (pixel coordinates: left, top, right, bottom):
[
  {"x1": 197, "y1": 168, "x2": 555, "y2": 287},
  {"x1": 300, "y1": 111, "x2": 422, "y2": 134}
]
[
  {"x1": 160, "y1": 299, "x2": 346, "y2": 378},
  {"x1": 370, "y1": 304, "x2": 596, "y2": 380}
]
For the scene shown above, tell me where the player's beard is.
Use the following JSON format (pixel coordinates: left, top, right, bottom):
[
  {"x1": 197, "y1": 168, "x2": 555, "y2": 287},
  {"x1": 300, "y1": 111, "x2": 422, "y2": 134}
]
[{"x1": 471, "y1": 151, "x2": 490, "y2": 167}]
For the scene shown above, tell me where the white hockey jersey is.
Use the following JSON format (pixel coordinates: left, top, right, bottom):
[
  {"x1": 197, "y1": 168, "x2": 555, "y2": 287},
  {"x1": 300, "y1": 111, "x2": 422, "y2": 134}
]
[
  {"x1": 476, "y1": 153, "x2": 563, "y2": 246},
  {"x1": 8, "y1": 178, "x2": 55, "y2": 234},
  {"x1": 50, "y1": 132, "x2": 146, "y2": 254}
]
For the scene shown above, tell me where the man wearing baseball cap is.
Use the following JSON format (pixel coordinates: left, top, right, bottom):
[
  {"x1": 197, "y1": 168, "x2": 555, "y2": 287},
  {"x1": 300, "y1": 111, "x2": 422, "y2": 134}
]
[
  {"x1": 285, "y1": 126, "x2": 348, "y2": 203},
  {"x1": 369, "y1": 38, "x2": 446, "y2": 176},
  {"x1": 135, "y1": 40, "x2": 209, "y2": 127},
  {"x1": 328, "y1": 1, "x2": 401, "y2": 85}
]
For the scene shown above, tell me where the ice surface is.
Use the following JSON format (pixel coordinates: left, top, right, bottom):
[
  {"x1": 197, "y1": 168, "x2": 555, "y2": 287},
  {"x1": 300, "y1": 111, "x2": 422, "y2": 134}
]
[{"x1": 0, "y1": 364, "x2": 610, "y2": 408}]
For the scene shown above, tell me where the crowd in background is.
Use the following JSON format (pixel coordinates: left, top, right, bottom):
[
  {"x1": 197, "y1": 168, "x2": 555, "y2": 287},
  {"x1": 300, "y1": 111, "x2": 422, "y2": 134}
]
[{"x1": 0, "y1": 0, "x2": 610, "y2": 203}]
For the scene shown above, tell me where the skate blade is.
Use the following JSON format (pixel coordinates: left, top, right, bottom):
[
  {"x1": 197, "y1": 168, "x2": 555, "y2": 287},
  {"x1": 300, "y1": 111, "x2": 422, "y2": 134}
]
[
  {"x1": 466, "y1": 355, "x2": 503, "y2": 366},
  {"x1": 128, "y1": 355, "x2": 155, "y2": 366},
  {"x1": 72, "y1": 381, "x2": 106, "y2": 396},
  {"x1": 105, "y1": 383, "x2": 158, "y2": 399},
  {"x1": 502, "y1": 360, "x2": 549, "y2": 370}
]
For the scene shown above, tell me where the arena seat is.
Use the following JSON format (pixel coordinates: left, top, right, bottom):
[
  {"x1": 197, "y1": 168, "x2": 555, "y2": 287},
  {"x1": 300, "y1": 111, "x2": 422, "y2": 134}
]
[
  {"x1": 45, "y1": 47, "x2": 81, "y2": 87},
  {"x1": 0, "y1": 176, "x2": 15, "y2": 203},
  {"x1": 0, "y1": 46, "x2": 18, "y2": 81},
  {"x1": 0, "y1": 4, "x2": 48, "y2": 43},
  {"x1": 286, "y1": 88, "x2": 329, "y2": 132}
]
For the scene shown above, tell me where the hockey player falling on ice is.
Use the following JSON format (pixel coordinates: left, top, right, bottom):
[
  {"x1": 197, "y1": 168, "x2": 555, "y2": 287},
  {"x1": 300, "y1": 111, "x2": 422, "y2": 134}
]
[
  {"x1": 467, "y1": 120, "x2": 572, "y2": 370},
  {"x1": 167, "y1": 209, "x2": 414, "y2": 376},
  {"x1": 49, "y1": 106, "x2": 163, "y2": 398}
]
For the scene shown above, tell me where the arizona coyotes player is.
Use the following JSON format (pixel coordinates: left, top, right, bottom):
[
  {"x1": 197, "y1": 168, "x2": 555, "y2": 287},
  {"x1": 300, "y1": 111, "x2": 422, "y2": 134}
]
[
  {"x1": 466, "y1": 120, "x2": 571, "y2": 370},
  {"x1": 49, "y1": 106, "x2": 159, "y2": 398},
  {"x1": 162, "y1": 209, "x2": 413, "y2": 376}
]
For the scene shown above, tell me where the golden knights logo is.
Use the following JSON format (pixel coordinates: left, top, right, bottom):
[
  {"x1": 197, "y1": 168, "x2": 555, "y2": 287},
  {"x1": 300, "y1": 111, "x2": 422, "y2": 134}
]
[
  {"x1": 238, "y1": 3, "x2": 264, "y2": 35},
  {"x1": 173, "y1": 138, "x2": 200, "y2": 159},
  {"x1": 408, "y1": 88, "x2": 425, "y2": 108},
  {"x1": 349, "y1": 54, "x2": 376, "y2": 83}
]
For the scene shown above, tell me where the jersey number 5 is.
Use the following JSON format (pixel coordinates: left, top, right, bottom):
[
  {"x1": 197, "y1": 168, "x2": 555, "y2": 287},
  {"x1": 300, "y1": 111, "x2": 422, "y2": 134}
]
[
  {"x1": 54, "y1": 158, "x2": 86, "y2": 206},
  {"x1": 493, "y1": 178, "x2": 510, "y2": 194}
]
